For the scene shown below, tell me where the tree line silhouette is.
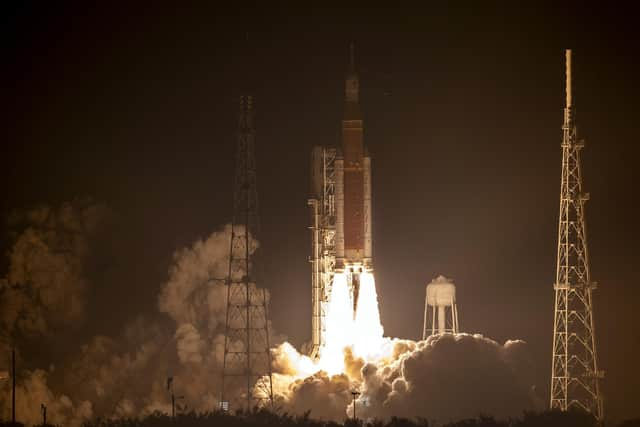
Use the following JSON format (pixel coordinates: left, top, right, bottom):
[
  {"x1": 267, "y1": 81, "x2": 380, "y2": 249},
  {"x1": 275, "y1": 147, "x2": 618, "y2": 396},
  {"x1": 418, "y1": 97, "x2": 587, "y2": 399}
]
[{"x1": 2, "y1": 408, "x2": 639, "y2": 427}]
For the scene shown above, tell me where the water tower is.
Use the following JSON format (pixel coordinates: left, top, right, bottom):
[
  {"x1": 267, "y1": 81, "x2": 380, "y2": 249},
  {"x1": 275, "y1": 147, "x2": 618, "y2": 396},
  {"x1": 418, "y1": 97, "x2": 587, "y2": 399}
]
[{"x1": 422, "y1": 275, "x2": 459, "y2": 339}]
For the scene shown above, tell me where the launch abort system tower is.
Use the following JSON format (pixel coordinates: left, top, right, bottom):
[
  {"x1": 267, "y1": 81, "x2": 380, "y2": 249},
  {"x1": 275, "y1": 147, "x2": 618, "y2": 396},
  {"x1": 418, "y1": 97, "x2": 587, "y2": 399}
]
[
  {"x1": 550, "y1": 50, "x2": 603, "y2": 420},
  {"x1": 309, "y1": 44, "x2": 373, "y2": 359}
]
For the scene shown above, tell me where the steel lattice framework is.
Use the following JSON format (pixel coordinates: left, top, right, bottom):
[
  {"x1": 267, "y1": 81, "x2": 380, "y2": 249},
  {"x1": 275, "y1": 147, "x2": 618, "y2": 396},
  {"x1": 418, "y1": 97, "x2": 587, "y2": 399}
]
[
  {"x1": 221, "y1": 96, "x2": 274, "y2": 411},
  {"x1": 550, "y1": 50, "x2": 603, "y2": 421},
  {"x1": 309, "y1": 147, "x2": 337, "y2": 359}
]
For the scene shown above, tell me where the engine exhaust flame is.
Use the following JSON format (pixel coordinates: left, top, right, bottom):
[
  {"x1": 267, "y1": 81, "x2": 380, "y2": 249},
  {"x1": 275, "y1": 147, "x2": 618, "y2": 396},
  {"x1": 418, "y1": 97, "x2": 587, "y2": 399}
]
[
  {"x1": 319, "y1": 273, "x2": 354, "y2": 374},
  {"x1": 353, "y1": 272, "x2": 384, "y2": 359},
  {"x1": 317, "y1": 271, "x2": 388, "y2": 374}
]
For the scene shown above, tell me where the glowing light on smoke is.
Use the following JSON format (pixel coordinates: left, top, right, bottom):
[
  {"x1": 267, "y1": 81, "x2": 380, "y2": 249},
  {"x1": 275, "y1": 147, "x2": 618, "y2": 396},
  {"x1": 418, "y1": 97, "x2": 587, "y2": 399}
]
[
  {"x1": 315, "y1": 271, "x2": 389, "y2": 374},
  {"x1": 319, "y1": 272, "x2": 354, "y2": 374},
  {"x1": 267, "y1": 269, "x2": 534, "y2": 422},
  {"x1": 353, "y1": 272, "x2": 384, "y2": 359}
]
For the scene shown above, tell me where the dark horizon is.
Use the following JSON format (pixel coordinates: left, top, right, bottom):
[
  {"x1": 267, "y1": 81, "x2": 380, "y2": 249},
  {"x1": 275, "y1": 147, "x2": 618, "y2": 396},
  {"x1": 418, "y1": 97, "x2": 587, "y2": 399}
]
[{"x1": 2, "y1": 4, "x2": 639, "y2": 424}]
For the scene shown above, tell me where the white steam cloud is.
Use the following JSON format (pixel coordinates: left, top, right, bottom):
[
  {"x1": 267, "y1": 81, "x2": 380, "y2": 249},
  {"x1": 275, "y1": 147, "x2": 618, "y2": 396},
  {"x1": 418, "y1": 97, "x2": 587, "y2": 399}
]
[{"x1": 272, "y1": 334, "x2": 540, "y2": 422}]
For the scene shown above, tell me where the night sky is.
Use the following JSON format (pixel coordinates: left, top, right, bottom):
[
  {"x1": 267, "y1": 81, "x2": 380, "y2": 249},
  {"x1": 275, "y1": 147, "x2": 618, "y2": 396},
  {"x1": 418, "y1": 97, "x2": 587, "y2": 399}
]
[{"x1": 3, "y1": 3, "x2": 639, "y2": 422}]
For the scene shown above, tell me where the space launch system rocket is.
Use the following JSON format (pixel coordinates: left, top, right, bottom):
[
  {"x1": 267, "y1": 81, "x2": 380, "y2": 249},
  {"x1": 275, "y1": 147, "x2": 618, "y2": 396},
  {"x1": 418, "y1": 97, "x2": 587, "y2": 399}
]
[
  {"x1": 308, "y1": 44, "x2": 372, "y2": 358},
  {"x1": 335, "y1": 44, "x2": 373, "y2": 274}
]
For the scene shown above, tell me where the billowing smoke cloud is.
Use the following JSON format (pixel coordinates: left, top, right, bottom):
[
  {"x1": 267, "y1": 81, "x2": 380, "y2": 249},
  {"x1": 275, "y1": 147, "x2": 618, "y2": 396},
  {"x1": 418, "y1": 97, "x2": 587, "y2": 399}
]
[
  {"x1": 0, "y1": 200, "x2": 109, "y2": 425},
  {"x1": 0, "y1": 200, "x2": 108, "y2": 338},
  {"x1": 0, "y1": 203, "x2": 261, "y2": 425},
  {"x1": 61, "y1": 318, "x2": 172, "y2": 419},
  {"x1": 0, "y1": 201, "x2": 540, "y2": 425},
  {"x1": 158, "y1": 225, "x2": 232, "y2": 329},
  {"x1": 3, "y1": 369, "x2": 93, "y2": 426},
  {"x1": 59, "y1": 224, "x2": 253, "y2": 420},
  {"x1": 272, "y1": 334, "x2": 540, "y2": 422},
  {"x1": 359, "y1": 334, "x2": 538, "y2": 421}
]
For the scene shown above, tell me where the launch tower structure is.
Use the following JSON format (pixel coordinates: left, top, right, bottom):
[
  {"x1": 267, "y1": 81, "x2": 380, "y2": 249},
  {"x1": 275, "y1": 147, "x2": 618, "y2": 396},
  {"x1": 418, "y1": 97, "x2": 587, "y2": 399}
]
[
  {"x1": 221, "y1": 96, "x2": 274, "y2": 411},
  {"x1": 550, "y1": 50, "x2": 603, "y2": 420},
  {"x1": 309, "y1": 44, "x2": 373, "y2": 360},
  {"x1": 309, "y1": 146, "x2": 338, "y2": 359}
]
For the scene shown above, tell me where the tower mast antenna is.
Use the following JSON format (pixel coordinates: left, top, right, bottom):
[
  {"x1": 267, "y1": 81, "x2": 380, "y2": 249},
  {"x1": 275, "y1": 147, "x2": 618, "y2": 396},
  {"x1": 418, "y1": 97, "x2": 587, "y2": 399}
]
[
  {"x1": 550, "y1": 49, "x2": 603, "y2": 421},
  {"x1": 565, "y1": 49, "x2": 572, "y2": 108}
]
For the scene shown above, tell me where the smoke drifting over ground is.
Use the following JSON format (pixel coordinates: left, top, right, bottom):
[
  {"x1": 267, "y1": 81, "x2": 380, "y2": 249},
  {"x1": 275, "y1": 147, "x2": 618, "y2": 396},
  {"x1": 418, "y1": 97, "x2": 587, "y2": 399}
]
[
  {"x1": 272, "y1": 334, "x2": 539, "y2": 422},
  {"x1": 0, "y1": 200, "x2": 108, "y2": 425},
  {"x1": 0, "y1": 203, "x2": 248, "y2": 425},
  {"x1": 0, "y1": 201, "x2": 108, "y2": 339},
  {"x1": 0, "y1": 201, "x2": 539, "y2": 425}
]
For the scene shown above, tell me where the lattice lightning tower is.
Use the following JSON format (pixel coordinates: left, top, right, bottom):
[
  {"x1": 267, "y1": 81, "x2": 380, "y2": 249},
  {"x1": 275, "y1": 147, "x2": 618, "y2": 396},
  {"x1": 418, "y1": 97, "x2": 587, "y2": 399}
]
[
  {"x1": 221, "y1": 96, "x2": 274, "y2": 411},
  {"x1": 550, "y1": 49, "x2": 603, "y2": 420}
]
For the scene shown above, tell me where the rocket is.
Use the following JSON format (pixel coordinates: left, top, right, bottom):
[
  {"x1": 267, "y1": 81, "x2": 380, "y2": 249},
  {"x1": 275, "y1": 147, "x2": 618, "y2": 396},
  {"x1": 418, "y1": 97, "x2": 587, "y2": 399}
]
[
  {"x1": 308, "y1": 44, "x2": 373, "y2": 355},
  {"x1": 335, "y1": 43, "x2": 373, "y2": 283}
]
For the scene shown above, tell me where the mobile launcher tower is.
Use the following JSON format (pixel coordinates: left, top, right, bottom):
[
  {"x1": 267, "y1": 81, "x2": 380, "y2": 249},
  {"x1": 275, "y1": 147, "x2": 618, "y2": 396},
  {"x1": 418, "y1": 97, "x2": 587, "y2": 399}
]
[{"x1": 308, "y1": 45, "x2": 372, "y2": 360}]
